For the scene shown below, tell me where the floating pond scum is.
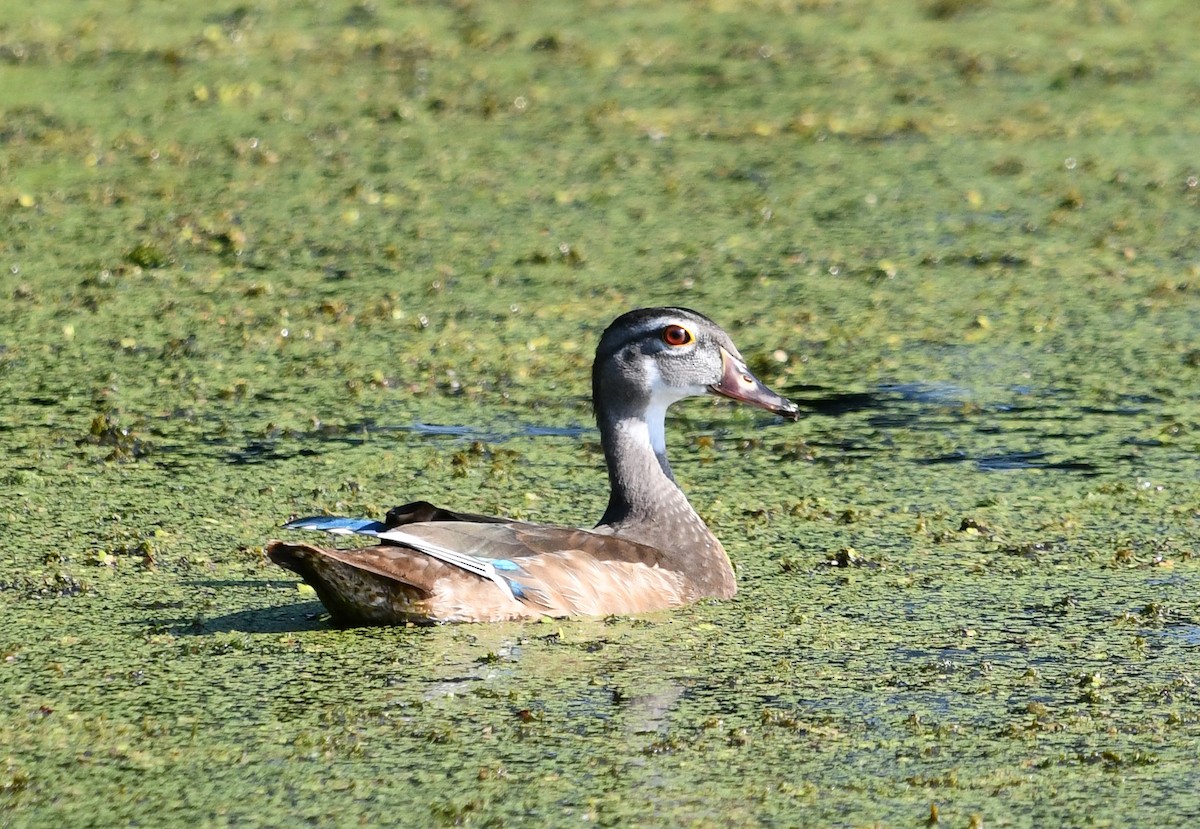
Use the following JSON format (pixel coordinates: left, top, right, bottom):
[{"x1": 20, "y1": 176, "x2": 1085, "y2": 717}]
[{"x1": 1, "y1": 0, "x2": 1198, "y2": 826}]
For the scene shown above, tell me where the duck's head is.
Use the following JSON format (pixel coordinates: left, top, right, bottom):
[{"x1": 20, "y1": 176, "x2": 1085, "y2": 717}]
[{"x1": 593, "y1": 307, "x2": 800, "y2": 424}]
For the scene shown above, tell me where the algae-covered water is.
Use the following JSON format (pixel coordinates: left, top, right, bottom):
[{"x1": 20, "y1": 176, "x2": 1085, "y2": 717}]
[{"x1": 2, "y1": 0, "x2": 1199, "y2": 826}]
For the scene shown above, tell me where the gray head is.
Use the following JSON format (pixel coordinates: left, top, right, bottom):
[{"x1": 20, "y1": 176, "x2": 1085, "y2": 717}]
[{"x1": 592, "y1": 307, "x2": 800, "y2": 427}]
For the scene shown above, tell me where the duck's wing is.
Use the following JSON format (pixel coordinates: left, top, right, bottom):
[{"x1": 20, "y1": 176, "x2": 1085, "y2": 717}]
[
  {"x1": 266, "y1": 534, "x2": 532, "y2": 625},
  {"x1": 268, "y1": 519, "x2": 693, "y2": 624},
  {"x1": 277, "y1": 516, "x2": 526, "y2": 605}
]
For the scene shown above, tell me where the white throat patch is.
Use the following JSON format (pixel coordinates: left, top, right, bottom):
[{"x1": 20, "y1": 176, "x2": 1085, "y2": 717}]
[{"x1": 642, "y1": 362, "x2": 705, "y2": 456}]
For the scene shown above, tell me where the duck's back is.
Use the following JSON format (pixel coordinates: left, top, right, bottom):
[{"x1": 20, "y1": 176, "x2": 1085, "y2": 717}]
[{"x1": 267, "y1": 517, "x2": 720, "y2": 624}]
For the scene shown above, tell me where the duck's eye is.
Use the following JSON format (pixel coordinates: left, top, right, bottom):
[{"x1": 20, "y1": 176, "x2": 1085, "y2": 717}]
[{"x1": 662, "y1": 324, "x2": 693, "y2": 347}]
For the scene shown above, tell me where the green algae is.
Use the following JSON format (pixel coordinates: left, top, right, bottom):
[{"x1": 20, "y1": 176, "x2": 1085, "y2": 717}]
[{"x1": 2, "y1": 0, "x2": 1200, "y2": 826}]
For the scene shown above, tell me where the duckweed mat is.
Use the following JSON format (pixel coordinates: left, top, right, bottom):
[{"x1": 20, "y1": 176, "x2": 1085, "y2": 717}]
[{"x1": 2, "y1": 1, "x2": 1198, "y2": 826}]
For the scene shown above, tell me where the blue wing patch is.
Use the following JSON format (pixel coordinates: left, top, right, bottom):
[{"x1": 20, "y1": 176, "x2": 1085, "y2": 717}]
[{"x1": 283, "y1": 516, "x2": 389, "y2": 533}]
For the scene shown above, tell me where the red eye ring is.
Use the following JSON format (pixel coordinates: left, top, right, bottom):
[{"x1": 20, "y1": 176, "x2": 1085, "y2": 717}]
[{"x1": 662, "y1": 324, "x2": 693, "y2": 347}]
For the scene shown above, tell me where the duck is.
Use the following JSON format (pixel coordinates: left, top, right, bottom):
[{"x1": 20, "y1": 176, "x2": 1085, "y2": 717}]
[{"x1": 267, "y1": 307, "x2": 799, "y2": 624}]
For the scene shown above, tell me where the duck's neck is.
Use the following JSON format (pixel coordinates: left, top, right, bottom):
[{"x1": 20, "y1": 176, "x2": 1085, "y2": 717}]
[
  {"x1": 594, "y1": 406, "x2": 735, "y2": 598},
  {"x1": 596, "y1": 410, "x2": 687, "y2": 527}
]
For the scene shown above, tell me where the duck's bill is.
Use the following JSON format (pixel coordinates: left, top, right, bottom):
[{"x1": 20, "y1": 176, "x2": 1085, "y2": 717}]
[{"x1": 709, "y1": 347, "x2": 801, "y2": 421}]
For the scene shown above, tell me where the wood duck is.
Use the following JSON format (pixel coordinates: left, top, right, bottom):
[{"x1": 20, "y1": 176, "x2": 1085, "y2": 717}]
[{"x1": 267, "y1": 307, "x2": 799, "y2": 624}]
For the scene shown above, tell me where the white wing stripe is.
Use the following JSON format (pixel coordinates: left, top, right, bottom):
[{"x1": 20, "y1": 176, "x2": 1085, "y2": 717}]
[{"x1": 363, "y1": 527, "x2": 518, "y2": 603}]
